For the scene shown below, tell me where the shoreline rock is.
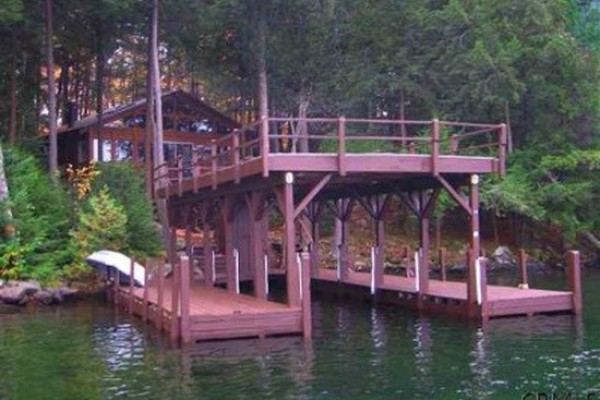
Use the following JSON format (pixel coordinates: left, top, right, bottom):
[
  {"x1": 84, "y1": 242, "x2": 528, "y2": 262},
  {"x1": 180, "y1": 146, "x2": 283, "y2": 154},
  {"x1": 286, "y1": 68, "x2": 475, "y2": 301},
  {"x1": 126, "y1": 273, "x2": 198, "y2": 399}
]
[{"x1": 0, "y1": 280, "x2": 80, "y2": 306}]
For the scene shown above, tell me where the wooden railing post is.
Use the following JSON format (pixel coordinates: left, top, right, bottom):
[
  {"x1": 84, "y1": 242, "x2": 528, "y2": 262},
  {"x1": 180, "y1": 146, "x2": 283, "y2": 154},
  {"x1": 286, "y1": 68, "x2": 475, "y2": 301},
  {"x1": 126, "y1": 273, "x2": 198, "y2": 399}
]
[
  {"x1": 129, "y1": 257, "x2": 135, "y2": 315},
  {"x1": 498, "y1": 123, "x2": 507, "y2": 178},
  {"x1": 233, "y1": 131, "x2": 241, "y2": 184},
  {"x1": 450, "y1": 134, "x2": 459, "y2": 155},
  {"x1": 211, "y1": 140, "x2": 217, "y2": 189},
  {"x1": 337, "y1": 116, "x2": 346, "y2": 176},
  {"x1": 300, "y1": 252, "x2": 312, "y2": 340},
  {"x1": 518, "y1": 249, "x2": 529, "y2": 289},
  {"x1": 180, "y1": 255, "x2": 191, "y2": 343},
  {"x1": 567, "y1": 250, "x2": 582, "y2": 315},
  {"x1": 431, "y1": 119, "x2": 440, "y2": 176},
  {"x1": 261, "y1": 115, "x2": 270, "y2": 177}
]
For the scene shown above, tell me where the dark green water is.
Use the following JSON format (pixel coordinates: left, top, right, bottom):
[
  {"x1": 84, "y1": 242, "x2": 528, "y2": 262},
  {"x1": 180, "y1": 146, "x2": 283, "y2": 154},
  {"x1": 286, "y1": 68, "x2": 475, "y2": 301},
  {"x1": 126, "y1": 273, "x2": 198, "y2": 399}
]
[{"x1": 1, "y1": 271, "x2": 599, "y2": 400}]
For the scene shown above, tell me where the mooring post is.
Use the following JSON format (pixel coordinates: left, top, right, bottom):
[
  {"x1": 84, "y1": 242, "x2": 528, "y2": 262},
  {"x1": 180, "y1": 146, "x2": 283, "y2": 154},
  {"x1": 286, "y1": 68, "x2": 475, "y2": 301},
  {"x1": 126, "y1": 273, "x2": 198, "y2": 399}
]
[
  {"x1": 567, "y1": 251, "x2": 582, "y2": 315},
  {"x1": 129, "y1": 257, "x2": 135, "y2": 315},
  {"x1": 478, "y1": 257, "x2": 489, "y2": 321},
  {"x1": 519, "y1": 249, "x2": 529, "y2": 289},
  {"x1": 180, "y1": 256, "x2": 191, "y2": 344},
  {"x1": 300, "y1": 252, "x2": 312, "y2": 340},
  {"x1": 466, "y1": 248, "x2": 478, "y2": 318}
]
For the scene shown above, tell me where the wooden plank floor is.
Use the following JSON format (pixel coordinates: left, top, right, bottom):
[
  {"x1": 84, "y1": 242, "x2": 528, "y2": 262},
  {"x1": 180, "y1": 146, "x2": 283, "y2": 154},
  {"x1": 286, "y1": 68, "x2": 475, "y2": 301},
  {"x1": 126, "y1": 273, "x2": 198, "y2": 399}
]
[
  {"x1": 313, "y1": 268, "x2": 574, "y2": 318},
  {"x1": 122, "y1": 282, "x2": 302, "y2": 341}
]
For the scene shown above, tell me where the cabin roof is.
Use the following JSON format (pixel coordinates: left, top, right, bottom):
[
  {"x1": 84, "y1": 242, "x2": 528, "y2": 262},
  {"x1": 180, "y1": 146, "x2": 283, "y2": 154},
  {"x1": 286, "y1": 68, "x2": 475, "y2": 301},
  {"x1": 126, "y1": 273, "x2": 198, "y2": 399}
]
[{"x1": 57, "y1": 90, "x2": 240, "y2": 134}]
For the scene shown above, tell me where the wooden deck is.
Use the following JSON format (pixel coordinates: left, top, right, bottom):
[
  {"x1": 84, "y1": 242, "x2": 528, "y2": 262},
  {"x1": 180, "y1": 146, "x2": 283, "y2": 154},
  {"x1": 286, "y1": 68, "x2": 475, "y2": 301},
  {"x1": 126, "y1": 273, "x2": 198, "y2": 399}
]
[
  {"x1": 313, "y1": 267, "x2": 577, "y2": 318},
  {"x1": 154, "y1": 117, "x2": 507, "y2": 201},
  {"x1": 117, "y1": 282, "x2": 302, "y2": 342}
]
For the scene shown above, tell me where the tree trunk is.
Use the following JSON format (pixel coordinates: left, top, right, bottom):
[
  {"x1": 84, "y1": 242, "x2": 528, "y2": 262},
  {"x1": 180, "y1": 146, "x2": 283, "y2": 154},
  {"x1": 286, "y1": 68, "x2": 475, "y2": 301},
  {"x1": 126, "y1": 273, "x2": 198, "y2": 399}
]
[
  {"x1": 95, "y1": 22, "x2": 105, "y2": 162},
  {"x1": 45, "y1": 0, "x2": 58, "y2": 177},
  {"x1": 297, "y1": 94, "x2": 310, "y2": 153},
  {"x1": 145, "y1": 31, "x2": 155, "y2": 198},
  {"x1": 9, "y1": 37, "x2": 17, "y2": 145},
  {"x1": 0, "y1": 143, "x2": 14, "y2": 238},
  {"x1": 150, "y1": 0, "x2": 173, "y2": 262},
  {"x1": 256, "y1": 0, "x2": 268, "y2": 119}
]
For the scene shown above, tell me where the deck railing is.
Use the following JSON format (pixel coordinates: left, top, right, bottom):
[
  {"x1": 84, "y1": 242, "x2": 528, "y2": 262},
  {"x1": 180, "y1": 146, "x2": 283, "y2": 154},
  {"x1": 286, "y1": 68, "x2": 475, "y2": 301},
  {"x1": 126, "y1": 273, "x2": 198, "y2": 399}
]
[{"x1": 153, "y1": 117, "x2": 507, "y2": 195}]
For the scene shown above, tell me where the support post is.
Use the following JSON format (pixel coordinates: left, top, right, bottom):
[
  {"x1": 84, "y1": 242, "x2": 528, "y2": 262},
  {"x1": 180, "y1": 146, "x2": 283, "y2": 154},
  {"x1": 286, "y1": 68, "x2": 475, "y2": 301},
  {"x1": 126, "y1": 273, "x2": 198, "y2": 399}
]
[
  {"x1": 439, "y1": 247, "x2": 447, "y2": 281},
  {"x1": 157, "y1": 258, "x2": 165, "y2": 330},
  {"x1": 114, "y1": 264, "x2": 121, "y2": 309},
  {"x1": 374, "y1": 217, "x2": 385, "y2": 289},
  {"x1": 467, "y1": 174, "x2": 481, "y2": 318},
  {"x1": 283, "y1": 174, "x2": 301, "y2": 307},
  {"x1": 129, "y1": 258, "x2": 135, "y2": 315},
  {"x1": 466, "y1": 249, "x2": 477, "y2": 318},
  {"x1": 180, "y1": 256, "x2": 191, "y2": 343},
  {"x1": 143, "y1": 259, "x2": 149, "y2": 322},
  {"x1": 519, "y1": 249, "x2": 529, "y2": 289},
  {"x1": 479, "y1": 257, "x2": 489, "y2": 321},
  {"x1": 261, "y1": 115, "x2": 269, "y2": 177},
  {"x1": 202, "y1": 204, "x2": 213, "y2": 286},
  {"x1": 300, "y1": 252, "x2": 312, "y2": 340},
  {"x1": 567, "y1": 251, "x2": 582, "y2": 315},
  {"x1": 211, "y1": 140, "x2": 217, "y2": 189},
  {"x1": 221, "y1": 198, "x2": 236, "y2": 293},
  {"x1": 233, "y1": 132, "x2": 240, "y2": 183},
  {"x1": 419, "y1": 215, "x2": 430, "y2": 294},
  {"x1": 170, "y1": 258, "x2": 181, "y2": 342},
  {"x1": 310, "y1": 215, "x2": 320, "y2": 277}
]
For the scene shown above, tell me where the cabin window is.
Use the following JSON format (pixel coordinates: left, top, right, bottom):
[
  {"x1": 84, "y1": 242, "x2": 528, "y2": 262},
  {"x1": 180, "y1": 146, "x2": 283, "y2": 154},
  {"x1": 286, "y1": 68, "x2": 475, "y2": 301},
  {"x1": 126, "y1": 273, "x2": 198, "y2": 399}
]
[{"x1": 116, "y1": 140, "x2": 133, "y2": 161}]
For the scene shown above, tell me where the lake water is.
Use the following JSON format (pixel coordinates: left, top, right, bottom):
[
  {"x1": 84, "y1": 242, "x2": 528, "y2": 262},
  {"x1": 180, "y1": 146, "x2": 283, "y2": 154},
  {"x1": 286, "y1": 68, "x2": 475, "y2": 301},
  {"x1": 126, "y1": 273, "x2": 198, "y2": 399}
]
[{"x1": 1, "y1": 270, "x2": 599, "y2": 400}]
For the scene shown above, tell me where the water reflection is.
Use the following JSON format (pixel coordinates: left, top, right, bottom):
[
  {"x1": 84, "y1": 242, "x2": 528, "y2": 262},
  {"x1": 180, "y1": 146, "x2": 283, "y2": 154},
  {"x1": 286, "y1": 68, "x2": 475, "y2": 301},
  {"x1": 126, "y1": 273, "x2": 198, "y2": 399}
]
[{"x1": 1, "y1": 274, "x2": 598, "y2": 400}]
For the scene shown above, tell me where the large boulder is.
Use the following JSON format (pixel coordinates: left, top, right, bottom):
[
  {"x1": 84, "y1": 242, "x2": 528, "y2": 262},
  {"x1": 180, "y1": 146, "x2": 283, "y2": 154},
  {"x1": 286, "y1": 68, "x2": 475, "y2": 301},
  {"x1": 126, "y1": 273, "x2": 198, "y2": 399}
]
[
  {"x1": 490, "y1": 246, "x2": 516, "y2": 270},
  {"x1": 0, "y1": 280, "x2": 78, "y2": 305},
  {"x1": 0, "y1": 280, "x2": 41, "y2": 305}
]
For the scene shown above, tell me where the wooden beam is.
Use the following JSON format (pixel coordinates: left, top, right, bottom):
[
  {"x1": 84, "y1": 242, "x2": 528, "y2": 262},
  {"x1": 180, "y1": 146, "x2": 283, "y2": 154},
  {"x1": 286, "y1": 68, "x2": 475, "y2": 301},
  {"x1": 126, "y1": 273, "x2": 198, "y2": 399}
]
[
  {"x1": 437, "y1": 175, "x2": 472, "y2": 216},
  {"x1": 293, "y1": 173, "x2": 332, "y2": 219}
]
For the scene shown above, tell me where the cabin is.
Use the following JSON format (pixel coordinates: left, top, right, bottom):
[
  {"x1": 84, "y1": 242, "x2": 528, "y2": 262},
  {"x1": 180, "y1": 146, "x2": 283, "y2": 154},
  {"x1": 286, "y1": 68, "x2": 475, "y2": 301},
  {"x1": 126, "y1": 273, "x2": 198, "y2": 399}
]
[{"x1": 54, "y1": 90, "x2": 240, "y2": 173}]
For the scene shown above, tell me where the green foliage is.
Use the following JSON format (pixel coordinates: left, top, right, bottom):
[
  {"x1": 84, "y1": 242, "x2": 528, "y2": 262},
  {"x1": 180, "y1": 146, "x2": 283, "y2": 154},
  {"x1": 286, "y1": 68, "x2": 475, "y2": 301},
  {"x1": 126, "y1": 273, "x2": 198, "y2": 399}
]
[
  {"x1": 91, "y1": 162, "x2": 163, "y2": 259},
  {"x1": 71, "y1": 186, "x2": 128, "y2": 254},
  {"x1": 0, "y1": 146, "x2": 75, "y2": 283}
]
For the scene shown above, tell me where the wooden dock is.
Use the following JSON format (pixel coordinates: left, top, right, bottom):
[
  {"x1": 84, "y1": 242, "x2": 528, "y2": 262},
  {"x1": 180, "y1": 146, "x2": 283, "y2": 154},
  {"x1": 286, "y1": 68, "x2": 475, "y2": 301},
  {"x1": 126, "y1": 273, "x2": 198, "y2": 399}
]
[
  {"x1": 113, "y1": 255, "x2": 311, "y2": 343},
  {"x1": 117, "y1": 283, "x2": 302, "y2": 342},
  {"x1": 312, "y1": 261, "x2": 580, "y2": 319},
  {"x1": 133, "y1": 116, "x2": 583, "y2": 342}
]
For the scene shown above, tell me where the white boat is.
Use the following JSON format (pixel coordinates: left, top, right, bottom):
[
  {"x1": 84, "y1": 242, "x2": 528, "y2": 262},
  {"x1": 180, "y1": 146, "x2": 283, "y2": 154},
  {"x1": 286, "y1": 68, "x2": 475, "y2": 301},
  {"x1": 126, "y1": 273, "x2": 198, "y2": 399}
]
[{"x1": 85, "y1": 250, "x2": 146, "y2": 287}]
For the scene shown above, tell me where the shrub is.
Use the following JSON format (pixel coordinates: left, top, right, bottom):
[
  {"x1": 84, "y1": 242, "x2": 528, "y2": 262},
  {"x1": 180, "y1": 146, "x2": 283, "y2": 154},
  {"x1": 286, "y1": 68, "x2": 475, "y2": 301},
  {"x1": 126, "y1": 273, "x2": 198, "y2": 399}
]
[
  {"x1": 0, "y1": 146, "x2": 75, "y2": 283},
  {"x1": 91, "y1": 162, "x2": 163, "y2": 259}
]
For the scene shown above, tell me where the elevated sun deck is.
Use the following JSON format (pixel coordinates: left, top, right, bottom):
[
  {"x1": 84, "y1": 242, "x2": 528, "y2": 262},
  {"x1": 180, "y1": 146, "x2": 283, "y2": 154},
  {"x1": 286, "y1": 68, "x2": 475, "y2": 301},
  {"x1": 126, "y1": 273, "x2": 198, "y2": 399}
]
[{"x1": 154, "y1": 117, "x2": 507, "y2": 201}]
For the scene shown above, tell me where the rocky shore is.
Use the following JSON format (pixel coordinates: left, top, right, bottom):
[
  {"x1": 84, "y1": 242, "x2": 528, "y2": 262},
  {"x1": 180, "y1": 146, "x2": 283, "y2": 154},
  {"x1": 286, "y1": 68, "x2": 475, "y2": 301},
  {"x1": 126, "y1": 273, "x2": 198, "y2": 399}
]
[{"x1": 0, "y1": 280, "x2": 80, "y2": 306}]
